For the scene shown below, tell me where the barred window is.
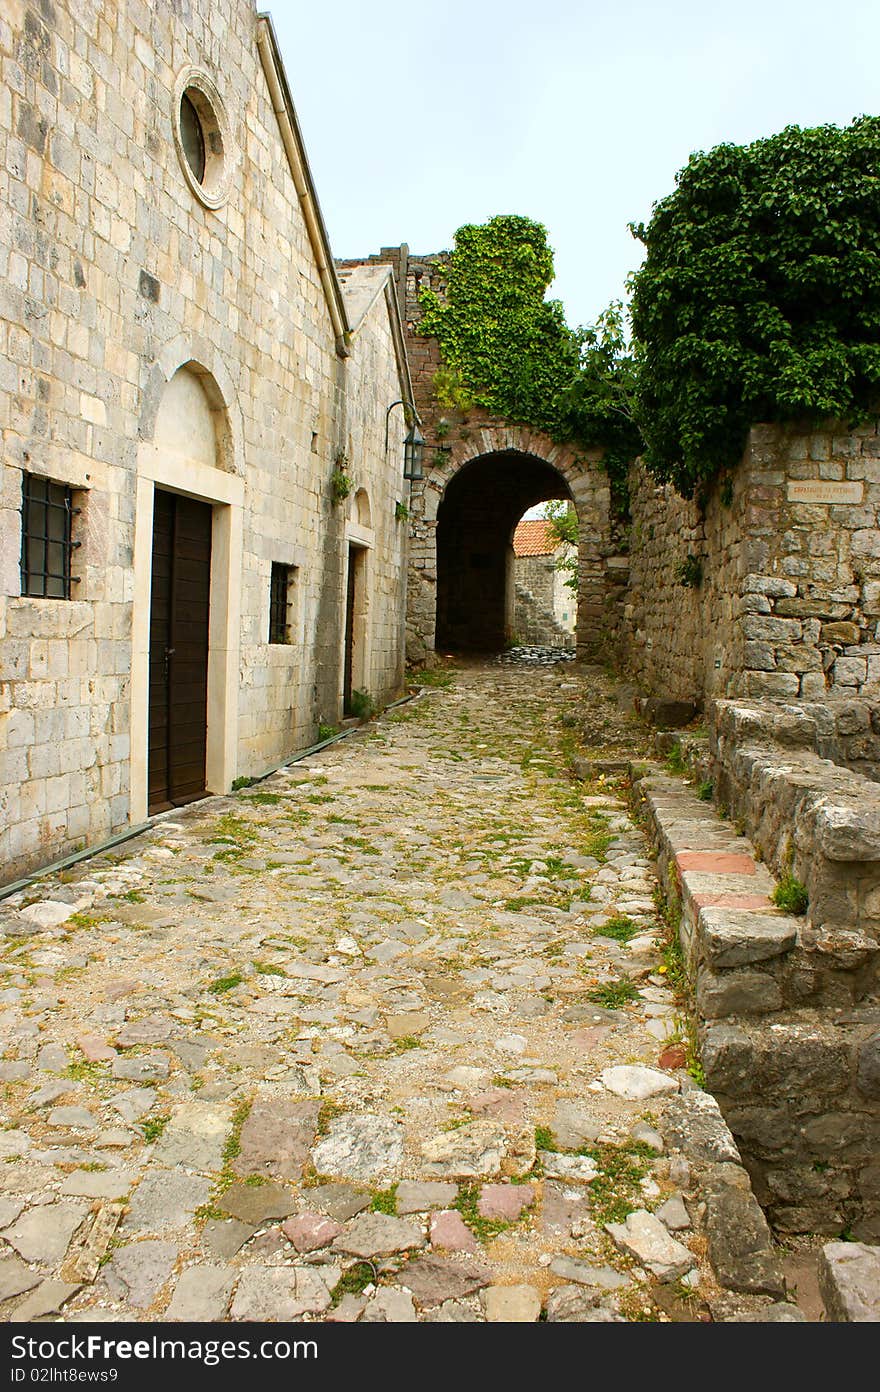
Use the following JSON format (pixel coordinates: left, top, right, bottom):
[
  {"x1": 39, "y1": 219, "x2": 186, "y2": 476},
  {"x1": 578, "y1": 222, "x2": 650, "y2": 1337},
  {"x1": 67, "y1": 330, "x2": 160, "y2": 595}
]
[
  {"x1": 20, "y1": 473, "x2": 80, "y2": 599},
  {"x1": 268, "y1": 562, "x2": 292, "y2": 644}
]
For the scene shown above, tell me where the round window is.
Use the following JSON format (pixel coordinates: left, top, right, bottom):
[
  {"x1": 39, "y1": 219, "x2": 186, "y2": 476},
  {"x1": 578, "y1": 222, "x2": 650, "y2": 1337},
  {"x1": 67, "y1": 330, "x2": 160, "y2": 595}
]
[
  {"x1": 172, "y1": 69, "x2": 232, "y2": 209},
  {"x1": 179, "y1": 92, "x2": 206, "y2": 184}
]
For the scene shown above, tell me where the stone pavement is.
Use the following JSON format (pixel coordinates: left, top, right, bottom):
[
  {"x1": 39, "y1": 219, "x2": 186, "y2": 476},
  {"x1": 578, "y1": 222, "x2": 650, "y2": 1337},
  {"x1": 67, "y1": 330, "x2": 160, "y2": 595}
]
[{"x1": 0, "y1": 660, "x2": 799, "y2": 1322}]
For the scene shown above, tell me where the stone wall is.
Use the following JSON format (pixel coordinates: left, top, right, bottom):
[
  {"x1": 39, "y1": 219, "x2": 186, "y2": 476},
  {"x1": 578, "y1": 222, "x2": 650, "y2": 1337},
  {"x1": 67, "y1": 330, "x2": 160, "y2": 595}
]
[
  {"x1": 0, "y1": 2, "x2": 408, "y2": 883},
  {"x1": 638, "y1": 762, "x2": 880, "y2": 1238},
  {"x1": 342, "y1": 248, "x2": 618, "y2": 664},
  {"x1": 514, "y1": 548, "x2": 577, "y2": 646},
  {"x1": 624, "y1": 416, "x2": 880, "y2": 706}
]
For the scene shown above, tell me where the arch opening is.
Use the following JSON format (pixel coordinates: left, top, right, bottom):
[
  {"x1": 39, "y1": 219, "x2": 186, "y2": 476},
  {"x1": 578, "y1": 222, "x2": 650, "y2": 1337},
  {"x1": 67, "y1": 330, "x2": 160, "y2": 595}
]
[
  {"x1": 512, "y1": 500, "x2": 578, "y2": 651},
  {"x1": 435, "y1": 450, "x2": 574, "y2": 653}
]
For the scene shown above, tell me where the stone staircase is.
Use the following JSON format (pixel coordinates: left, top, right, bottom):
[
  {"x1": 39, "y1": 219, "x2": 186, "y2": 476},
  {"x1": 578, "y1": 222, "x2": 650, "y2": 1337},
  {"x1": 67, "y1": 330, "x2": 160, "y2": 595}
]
[
  {"x1": 633, "y1": 762, "x2": 880, "y2": 1241},
  {"x1": 513, "y1": 583, "x2": 574, "y2": 650}
]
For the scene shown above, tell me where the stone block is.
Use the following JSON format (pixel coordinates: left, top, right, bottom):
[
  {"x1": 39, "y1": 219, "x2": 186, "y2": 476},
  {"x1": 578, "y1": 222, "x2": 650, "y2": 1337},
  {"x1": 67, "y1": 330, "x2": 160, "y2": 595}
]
[
  {"x1": 741, "y1": 615, "x2": 802, "y2": 642},
  {"x1": 818, "y1": 1241, "x2": 880, "y2": 1321},
  {"x1": 833, "y1": 656, "x2": 868, "y2": 686},
  {"x1": 743, "y1": 575, "x2": 797, "y2": 599},
  {"x1": 856, "y1": 1033, "x2": 880, "y2": 1100},
  {"x1": 662, "y1": 1091, "x2": 741, "y2": 1166},
  {"x1": 704, "y1": 1172, "x2": 785, "y2": 1296},
  {"x1": 699, "y1": 907, "x2": 797, "y2": 969},
  {"x1": 822, "y1": 621, "x2": 862, "y2": 645},
  {"x1": 697, "y1": 968, "x2": 783, "y2": 1018},
  {"x1": 741, "y1": 670, "x2": 800, "y2": 698}
]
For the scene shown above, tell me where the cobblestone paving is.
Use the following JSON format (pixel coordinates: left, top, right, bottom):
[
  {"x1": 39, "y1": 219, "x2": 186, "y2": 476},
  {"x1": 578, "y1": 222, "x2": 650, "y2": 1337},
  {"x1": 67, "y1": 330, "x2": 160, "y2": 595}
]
[{"x1": 0, "y1": 660, "x2": 717, "y2": 1323}]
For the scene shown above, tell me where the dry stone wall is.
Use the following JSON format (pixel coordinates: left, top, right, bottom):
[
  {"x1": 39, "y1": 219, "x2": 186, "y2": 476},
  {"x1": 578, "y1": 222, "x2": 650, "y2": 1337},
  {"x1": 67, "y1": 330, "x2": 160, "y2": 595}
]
[{"x1": 624, "y1": 416, "x2": 880, "y2": 707}]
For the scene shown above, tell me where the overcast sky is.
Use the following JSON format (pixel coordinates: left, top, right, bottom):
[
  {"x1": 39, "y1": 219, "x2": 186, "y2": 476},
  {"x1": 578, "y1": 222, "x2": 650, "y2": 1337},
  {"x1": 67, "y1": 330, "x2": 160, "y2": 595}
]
[{"x1": 268, "y1": 0, "x2": 880, "y2": 331}]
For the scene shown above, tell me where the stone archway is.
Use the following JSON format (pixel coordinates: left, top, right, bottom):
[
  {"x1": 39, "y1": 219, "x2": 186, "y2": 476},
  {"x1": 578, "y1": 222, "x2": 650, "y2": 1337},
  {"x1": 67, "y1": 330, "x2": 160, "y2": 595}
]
[{"x1": 405, "y1": 424, "x2": 611, "y2": 662}]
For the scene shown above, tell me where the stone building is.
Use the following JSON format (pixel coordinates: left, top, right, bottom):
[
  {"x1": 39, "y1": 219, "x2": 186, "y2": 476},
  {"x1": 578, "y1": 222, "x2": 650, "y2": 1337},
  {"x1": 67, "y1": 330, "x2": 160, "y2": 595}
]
[
  {"x1": 512, "y1": 517, "x2": 576, "y2": 649},
  {"x1": 338, "y1": 247, "x2": 621, "y2": 664},
  {"x1": 0, "y1": 2, "x2": 413, "y2": 885}
]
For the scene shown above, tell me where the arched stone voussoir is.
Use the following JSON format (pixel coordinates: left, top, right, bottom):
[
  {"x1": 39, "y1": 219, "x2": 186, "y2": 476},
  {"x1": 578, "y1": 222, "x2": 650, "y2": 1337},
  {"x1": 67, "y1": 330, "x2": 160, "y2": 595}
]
[{"x1": 408, "y1": 421, "x2": 614, "y2": 659}]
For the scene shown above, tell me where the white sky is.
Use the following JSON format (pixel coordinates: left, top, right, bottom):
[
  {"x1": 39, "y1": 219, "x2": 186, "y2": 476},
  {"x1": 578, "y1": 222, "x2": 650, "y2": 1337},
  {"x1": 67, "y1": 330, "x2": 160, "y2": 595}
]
[{"x1": 268, "y1": 0, "x2": 880, "y2": 331}]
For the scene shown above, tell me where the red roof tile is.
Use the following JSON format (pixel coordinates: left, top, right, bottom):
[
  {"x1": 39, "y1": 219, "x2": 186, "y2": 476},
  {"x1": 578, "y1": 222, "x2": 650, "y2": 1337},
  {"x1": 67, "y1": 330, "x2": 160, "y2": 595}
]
[{"x1": 513, "y1": 519, "x2": 559, "y2": 557}]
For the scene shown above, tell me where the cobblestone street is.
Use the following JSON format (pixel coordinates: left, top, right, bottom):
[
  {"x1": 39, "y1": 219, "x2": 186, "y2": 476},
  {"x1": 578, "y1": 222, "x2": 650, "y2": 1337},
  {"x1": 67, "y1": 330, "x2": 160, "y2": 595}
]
[{"x1": 0, "y1": 660, "x2": 774, "y2": 1322}]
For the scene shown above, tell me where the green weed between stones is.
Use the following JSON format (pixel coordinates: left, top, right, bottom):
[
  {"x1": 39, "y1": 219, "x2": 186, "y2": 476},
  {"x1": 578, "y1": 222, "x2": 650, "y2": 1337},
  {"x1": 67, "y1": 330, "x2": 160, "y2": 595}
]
[
  {"x1": 141, "y1": 1114, "x2": 170, "y2": 1143},
  {"x1": 64, "y1": 1060, "x2": 102, "y2": 1084},
  {"x1": 205, "y1": 814, "x2": 259, "y2": 846},
  {"x1": 654, "y1": 889, "x2": 705, "y2": 1085},
  {"x1": 534, "y1": 1124, "x2": 556, "y2": 1152},
  {"x1": 317, "y1": 1100, "x2": 346, "y2": 1136},
  {"x1": 410, "y1": 666, "x2": 456, "y2": 690},
  {"x1": 772, "y1": 874, "x2": 808, "y2": 916},
  {"x1": 454, "y1": 1183, "x2": 511, "y2": 1242},
  {"x1": 330, "y1": 1263, "x2": 376, "y2": 1305},
  {"x1": 593, "y1": 914, "x2": 640, "y2": 943},
  {"x1": 665, "y1": 744, "x2": 687, "y2": 775},
  {"x1": 581, "y1": 811, "x2": 614, "y2": 863},
  {"x1": 582, "y1": 1141, "x2": 655, "y2": 1226},
  {"x1": 370, "y1": 1185, "x2": 398, "y2": 1215},
  {"x1": 588, "y1": 979, "x2": 640, "y2": 1008},
  {"x1": 217, "y1": 1099, "x2": 252, "y2": 1189},
  {"x1": 253, "y1": 960, "x2": 286, "y2": 977},
  {"x1": 208, "y1": 972, "x2": 244, "y2": 994}
]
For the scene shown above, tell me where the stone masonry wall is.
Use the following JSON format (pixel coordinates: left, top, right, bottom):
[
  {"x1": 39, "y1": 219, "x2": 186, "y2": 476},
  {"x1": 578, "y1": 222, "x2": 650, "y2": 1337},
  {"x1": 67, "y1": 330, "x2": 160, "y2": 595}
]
[
  {"x1": 624, "y1": 416, "x2": 880, "y2": 707},
  {"x1": 0, "y1": 1, "x2": 407, "y2": 883},
  {"x1": 341, "y1": 248, "x2": 619, "y2": 664}
]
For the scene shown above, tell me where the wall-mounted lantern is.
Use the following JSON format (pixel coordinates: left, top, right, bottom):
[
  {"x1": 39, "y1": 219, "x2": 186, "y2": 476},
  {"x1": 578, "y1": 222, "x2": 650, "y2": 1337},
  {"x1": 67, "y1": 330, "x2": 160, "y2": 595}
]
[{"x1": 385, "y1": 400, "x2": 425, "y2": 482}]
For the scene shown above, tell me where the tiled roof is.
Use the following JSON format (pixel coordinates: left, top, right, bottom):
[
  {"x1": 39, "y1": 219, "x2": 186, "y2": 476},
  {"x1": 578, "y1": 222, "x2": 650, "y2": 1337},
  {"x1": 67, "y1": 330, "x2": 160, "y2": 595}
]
[{"x1": 513, "y1": 519, "x2": 559, "y2": 557}]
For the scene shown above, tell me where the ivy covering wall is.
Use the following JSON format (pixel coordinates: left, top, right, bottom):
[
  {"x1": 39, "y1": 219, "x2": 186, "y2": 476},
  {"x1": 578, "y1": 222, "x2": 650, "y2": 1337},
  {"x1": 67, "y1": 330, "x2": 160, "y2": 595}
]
[
  {"x1": 419, "y1": 118, "x2": 880, "y2": 508},
  {"x1": 630, "y1": 116, "x2": 880, "y2": 498},
  {"x1": 418, "y1": 215, "x2": 641, "y2": 512}
]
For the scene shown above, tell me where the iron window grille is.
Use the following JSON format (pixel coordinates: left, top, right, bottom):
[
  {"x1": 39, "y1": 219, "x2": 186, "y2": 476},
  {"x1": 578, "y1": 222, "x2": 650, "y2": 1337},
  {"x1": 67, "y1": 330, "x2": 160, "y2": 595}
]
[
  {"x1": 20, "y1": 473, "x2": 81, "y2": 599},
  {"x1": 268, "y1": 562, "x2": 292, "y2": 644}
]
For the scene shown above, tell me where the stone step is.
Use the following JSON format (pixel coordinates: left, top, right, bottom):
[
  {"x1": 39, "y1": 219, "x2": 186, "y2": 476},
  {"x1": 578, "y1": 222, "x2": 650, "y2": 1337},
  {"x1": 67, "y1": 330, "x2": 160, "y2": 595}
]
[
  {"x1": 635, "y1": 767, "x2": 877, "y2": 1014},
  {"x1": 634, "y1": 761, "x2": 880, "y2": 1238}
]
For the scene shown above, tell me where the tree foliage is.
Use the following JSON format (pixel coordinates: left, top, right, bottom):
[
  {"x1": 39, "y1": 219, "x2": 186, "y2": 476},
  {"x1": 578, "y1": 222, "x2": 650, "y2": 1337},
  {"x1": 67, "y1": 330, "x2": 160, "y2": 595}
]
[
  {"x1": 630, "y1": 116, "x2": 880, "y2": 498},
  {"x1": 543, "y1": 500, "x2": 578, "y2": 593},
  {"x1": 418, "y1": 215, "x2": 641, "y2": 510}
]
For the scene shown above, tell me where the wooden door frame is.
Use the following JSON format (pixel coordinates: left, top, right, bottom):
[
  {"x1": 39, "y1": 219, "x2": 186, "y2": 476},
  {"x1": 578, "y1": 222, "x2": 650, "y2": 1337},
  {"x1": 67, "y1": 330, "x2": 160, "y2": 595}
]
[
  {"x1": 131, "y1": 446, "x2": 243, "y2": 826},
  {"x1": 341, "y1": 520, "x2": 373, "y2": 715}
]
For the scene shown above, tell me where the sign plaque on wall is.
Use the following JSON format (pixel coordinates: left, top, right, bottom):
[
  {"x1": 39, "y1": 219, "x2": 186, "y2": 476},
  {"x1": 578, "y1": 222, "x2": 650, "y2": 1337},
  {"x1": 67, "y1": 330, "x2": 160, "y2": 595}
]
[{"x1": 786, "y1": 480, "x2": 864, "y2": 505}]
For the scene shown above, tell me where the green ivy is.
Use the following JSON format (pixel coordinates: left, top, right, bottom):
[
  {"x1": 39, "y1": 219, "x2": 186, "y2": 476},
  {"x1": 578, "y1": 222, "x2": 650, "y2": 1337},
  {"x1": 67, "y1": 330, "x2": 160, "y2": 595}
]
[
  {"x1": 630, "y1": 116, "x2": 880, "y2": 498},
  {"x1": 418, "y1": 215, "x2": 642, "y2": 512}
]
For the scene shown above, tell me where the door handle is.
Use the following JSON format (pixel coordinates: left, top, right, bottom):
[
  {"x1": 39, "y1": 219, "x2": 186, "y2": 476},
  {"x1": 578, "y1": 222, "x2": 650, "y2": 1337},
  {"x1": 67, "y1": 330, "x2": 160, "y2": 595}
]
[{"x1": 164, "y1": 646, "x2": 175, "y2": 678}]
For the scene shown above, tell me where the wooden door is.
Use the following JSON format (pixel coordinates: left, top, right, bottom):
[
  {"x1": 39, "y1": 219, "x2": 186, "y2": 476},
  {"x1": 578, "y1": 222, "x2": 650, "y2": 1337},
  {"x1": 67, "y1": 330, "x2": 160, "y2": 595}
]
[
  {"x1": 148, "y1": 490, "x2": 212, "y2": 812},
  {"x1": 343, "y1": 544, "x2": 356, "y2": 714}
]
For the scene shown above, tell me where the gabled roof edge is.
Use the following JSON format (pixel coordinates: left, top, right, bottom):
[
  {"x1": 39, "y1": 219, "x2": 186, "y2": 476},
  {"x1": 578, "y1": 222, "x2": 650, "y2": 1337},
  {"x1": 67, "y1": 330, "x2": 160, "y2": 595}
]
[
  {"x1": 380, "y1": 272, "x2": 416, "y2": 412},
  {"x1": 255, "y1": 13, "x2": 351, "y2": 357}
]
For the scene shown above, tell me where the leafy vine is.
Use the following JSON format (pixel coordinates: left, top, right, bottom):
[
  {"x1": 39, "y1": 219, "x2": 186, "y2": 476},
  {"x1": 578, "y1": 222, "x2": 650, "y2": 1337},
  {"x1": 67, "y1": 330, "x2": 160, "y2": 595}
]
[
  {"x1": 418, "y1": 215, "x2": 642, "y2": 514},
  {"x1": 630, "y1": 115, "x2": 880, "y2": 498}
]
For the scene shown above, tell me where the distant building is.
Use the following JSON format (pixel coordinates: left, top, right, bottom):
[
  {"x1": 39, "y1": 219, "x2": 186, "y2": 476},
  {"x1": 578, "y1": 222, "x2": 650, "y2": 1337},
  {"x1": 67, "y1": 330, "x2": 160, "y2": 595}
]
[{"x1": 512, "y1": 520, "x2": 577, "y2": 648}]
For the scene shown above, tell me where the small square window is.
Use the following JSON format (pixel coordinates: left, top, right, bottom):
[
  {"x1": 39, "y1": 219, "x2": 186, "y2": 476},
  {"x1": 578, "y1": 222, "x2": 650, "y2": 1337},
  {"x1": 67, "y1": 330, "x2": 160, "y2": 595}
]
[
  {"x1": 20, "y1": 473, "x2": 80, "y2": 599},
  {"x1": 269, "y1": 562, "x2": 293, "y2": 644}
]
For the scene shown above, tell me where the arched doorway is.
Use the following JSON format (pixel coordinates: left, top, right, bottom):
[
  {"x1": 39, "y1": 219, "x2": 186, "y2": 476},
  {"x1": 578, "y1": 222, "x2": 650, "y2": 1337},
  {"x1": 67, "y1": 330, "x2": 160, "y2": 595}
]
[
  {"x1": 131, "y1": 359, "x2": 244, "y2": 823},
  {"x1": 405, "y1": 424, "x2": 611, "y2": 664},
  {"x1": 436, "y1": 451, "x2": 572, "y2": 652}
]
